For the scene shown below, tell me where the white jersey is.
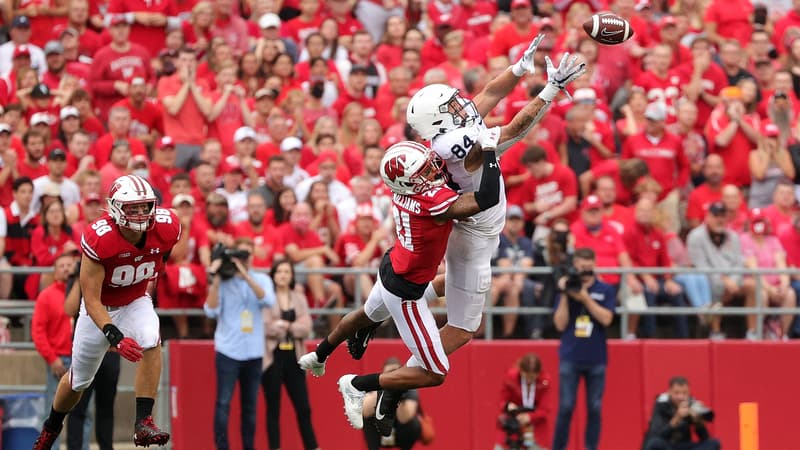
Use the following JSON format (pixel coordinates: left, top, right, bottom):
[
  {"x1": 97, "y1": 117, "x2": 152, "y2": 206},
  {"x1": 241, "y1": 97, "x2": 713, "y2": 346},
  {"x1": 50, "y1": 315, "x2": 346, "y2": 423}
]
[{"x1": 431, "y1": 119, "x2": 506, "y2": 237}]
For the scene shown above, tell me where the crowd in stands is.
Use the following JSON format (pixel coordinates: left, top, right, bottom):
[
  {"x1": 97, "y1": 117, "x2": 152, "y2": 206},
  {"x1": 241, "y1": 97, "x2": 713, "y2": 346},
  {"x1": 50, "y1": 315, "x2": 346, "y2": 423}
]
[{"x1": 2, "y1": 0, "x2": 800, "y2": 341}]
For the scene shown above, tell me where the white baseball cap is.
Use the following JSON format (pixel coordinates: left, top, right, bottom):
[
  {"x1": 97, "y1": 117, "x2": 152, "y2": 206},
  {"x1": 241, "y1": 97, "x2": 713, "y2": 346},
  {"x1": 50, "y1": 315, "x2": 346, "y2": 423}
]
[
  {"x1": 259, "y1": 13, "x2": 281, "y2": 29},
  {"x1": 233, "y1": 126, "x2": 256, "y2": 142},
  {"x1": 280, "y1": 136, "x2": 303, "y2": 152}
]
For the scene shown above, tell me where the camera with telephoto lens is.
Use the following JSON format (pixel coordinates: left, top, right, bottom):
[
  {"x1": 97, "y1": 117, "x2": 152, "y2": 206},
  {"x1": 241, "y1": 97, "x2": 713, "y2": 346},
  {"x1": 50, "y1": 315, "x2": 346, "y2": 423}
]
[
  {"x1": 564, "y1": 265, "x2": 584, "y2": 293},
  {"x1": 690, "y1": 400, "x2": 714, "y2": 422},
  {"x1": 211, "y1": 243, "x2": 251, "y2": 280},
  {"x1": 500, "y1": 406, "x2": 541, "y2": 450}
]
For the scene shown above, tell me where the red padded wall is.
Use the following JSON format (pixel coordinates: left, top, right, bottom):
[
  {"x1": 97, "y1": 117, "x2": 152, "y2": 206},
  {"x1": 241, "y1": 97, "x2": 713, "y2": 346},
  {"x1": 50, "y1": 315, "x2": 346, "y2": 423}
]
[{"x1": 168, "y1": 340, "x2": 800, "y2": 450}]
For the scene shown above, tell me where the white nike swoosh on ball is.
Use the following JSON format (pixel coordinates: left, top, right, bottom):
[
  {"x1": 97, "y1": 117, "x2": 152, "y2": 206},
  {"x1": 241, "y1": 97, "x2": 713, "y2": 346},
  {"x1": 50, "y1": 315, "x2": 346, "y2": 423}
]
[{"x1": 600, "y1": 29, "x2": 623, "y2": 36}]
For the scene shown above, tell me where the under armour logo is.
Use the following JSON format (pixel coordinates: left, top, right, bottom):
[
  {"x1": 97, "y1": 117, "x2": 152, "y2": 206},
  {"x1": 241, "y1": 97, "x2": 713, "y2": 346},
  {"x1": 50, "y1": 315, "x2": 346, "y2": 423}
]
[
  {"x1": 489, "y1": 163, "x2": 498, "y2": 168},
  {"x1": 150, "y1": 248, "x2": 160, "y2": 255}
]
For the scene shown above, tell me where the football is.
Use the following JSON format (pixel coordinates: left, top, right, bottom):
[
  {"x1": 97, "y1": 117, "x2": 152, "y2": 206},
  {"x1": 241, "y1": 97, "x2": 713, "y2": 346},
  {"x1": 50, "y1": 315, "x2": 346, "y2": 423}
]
[{"x1": 582, "y1": 12, "x2": 634, "y2": 45}]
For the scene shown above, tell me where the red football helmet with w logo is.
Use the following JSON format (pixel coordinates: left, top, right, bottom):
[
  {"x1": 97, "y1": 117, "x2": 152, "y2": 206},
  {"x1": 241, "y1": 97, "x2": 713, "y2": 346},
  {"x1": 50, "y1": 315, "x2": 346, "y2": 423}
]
[
  {"x1": 107, "y1": 175, "x2": 158, "y2": 232},
  {"x1": 380, "y1": 141, "x2": 444, "y2": 195}
]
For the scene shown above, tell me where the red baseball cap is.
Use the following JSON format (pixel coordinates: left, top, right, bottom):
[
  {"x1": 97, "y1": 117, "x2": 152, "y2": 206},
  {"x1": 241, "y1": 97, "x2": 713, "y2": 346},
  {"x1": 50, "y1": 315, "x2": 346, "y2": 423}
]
[
  {"x1": 13, "y1": 45, "x2": 30, "y2": 59},
  {"x1": 157, "y1": 136, "x2": 175, "y2": 150},
  {"x1": 316, "y1": 151, "x2": 338, "y2": 165},
  {"x1": 222, "y1": 161, "x2": 245, "y2": 174},
  {"x1": 110, "y1": 14, "x2": 129, "y2": 26},
  {"x1": 581, "y1": 195, "x2": 602, "y2": 211},
  {"x1": 761, "y1": 121, "x2": 780, "y2": 137},
  {"x1": 355, "y1": 203, "x2": 374, "y2": 218},
  {"x1": 511, "y1": 0, "x2": 531, "y2": 8},
  {"x1": 84, "y1": 192, "x2": 102, "y2": 203}
]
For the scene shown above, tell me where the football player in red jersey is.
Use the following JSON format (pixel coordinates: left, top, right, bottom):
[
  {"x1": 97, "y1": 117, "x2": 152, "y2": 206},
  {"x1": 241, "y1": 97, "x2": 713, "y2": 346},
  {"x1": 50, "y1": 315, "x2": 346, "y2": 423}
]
[
  {"x1": 34, "y1": 174, "x2": 177, "y2": 449},
  {"x1": 298, "y1": 137, "x2": 501, "y2": 433}
]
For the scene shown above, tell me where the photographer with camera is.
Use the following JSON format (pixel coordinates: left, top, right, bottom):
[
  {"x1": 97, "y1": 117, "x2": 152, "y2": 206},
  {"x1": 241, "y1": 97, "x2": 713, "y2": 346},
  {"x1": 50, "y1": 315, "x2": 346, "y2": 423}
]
[
  {"x1": 552, "y1": 248, "x2": 615, "y2": 450},
  {"x1": 643, "y1": 376, "x2": 720, "y2": 450},
  {"x1": 494, "y1": 353, "x2": 551, "y2": 450},
  {"x1": 205, "y1": 237, "x2": 276, "y2": 450}
]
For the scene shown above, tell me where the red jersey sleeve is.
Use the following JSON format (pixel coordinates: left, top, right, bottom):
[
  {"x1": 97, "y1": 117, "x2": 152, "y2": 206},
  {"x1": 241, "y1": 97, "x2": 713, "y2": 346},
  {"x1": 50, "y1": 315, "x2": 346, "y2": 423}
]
[
  {"x1": 81, "y1": 216, "x2": 117, "y2": 262},
  {"x1": 420, "y1": 186, "x2": 459, "y2": 217},
  {"x1": 154, "y1": 208, "x2": 182, "y2": 250}
]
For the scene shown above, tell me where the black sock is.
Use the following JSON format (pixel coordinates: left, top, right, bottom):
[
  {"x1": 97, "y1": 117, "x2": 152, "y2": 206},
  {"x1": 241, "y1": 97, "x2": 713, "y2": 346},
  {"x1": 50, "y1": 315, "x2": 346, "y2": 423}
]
[
  {"x1": 315, "y1": 338, "x2": 336, "y2": 363},
  {"x1": 44, "y1": 407, "x2": 67, "y2": 432},
  {"x1": 136, "y1": 397, "x2": 155, "y2": 422},
  {"x1": 351, "y1": 373, "x2": 381, "y2": 392}
]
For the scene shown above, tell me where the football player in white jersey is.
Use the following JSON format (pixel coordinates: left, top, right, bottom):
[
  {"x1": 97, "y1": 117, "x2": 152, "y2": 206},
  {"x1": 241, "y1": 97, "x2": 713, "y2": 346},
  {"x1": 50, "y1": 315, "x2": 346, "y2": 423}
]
[{"x1": 341, "y1": 36, "x2": 586, "y2": 436}]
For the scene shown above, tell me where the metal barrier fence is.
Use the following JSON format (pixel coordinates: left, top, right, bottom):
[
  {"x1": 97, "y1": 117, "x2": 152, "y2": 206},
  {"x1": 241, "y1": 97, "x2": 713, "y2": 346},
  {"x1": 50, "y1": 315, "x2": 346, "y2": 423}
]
[{"x1": 2, "y1": 265, "x2": 800, "y2": 343}]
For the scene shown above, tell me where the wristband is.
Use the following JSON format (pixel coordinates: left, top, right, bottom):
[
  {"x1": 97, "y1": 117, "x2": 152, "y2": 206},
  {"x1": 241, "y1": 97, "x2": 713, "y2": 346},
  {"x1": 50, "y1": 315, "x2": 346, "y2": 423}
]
[
  {"x1": 537, "y1": 84, "x2": 560, "y2": 103},
  {"x1": 102, "y1": 324, "x2": 124, "y2": 347},
  {"x1": 511, "y1": 62, "x2": 526, "y2": 77}
]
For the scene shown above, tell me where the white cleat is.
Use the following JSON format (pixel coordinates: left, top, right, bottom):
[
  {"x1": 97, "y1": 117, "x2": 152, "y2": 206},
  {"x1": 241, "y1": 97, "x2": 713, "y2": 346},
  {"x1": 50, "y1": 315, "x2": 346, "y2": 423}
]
[
  {"x1": 298, "y1": 352, "x2": 326, "y2": 377},
  {"x1": 338, "y1": 374, "x2": 365, "y2": 429}
]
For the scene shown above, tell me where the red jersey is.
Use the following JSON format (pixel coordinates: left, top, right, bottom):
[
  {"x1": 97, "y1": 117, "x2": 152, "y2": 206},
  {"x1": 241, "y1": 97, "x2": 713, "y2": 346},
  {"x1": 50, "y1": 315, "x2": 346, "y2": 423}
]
[
  {"x1": 335, "y1": 232, "x2": 382, "y2": 267},
  {"x1": 91, "y1": 133, "x2": 148, "y2": 166},
  {"x1": 89, "y1": 43, "x2": 152, "y2": 120},
  {"x1": 389, "y1": 187, "x2": 458, "y2": 284},
  {"x1": 32, "y1": 281, "x2": 72, "y2": 363},
  {"x1": 686, "y1": 184, "x2": 722, "y2": 224},
  {"x1": 518, "y1": 163, "x2": 578, "y2": 223},
  {"x1": 282, "y1": 15, "x2": 322, "y2": 45},
  {"x1": 80, "y1": 208, "x2": 181, "y2": 307},
  {"x1": 235, "y1": 221, "x2": 282, "y2": 268},
  {"x1": 622, "y1": 131, "x2": 688, "y2": 195},
  {"x1": 590, "y1": 160, "x2": 635, "y2": 206},
  {"x1": 674, "y1": 63, "x2": 728, "y2": 130},
  {"x1": 112, "y1": 98, "x2": 165, "y2": 140},
  {"x1": 633, "y1": 71, "x2": 681, "y2": 117},
  {"x1": 705, "y1": 107, "x2": 759, "y2": 187},
  {"x1": 703, "y1": 0, "x2": 753, "y2": 47},
  {"x1": 623, "y1": 222, "x2": 673, "y2": 273},
  {"x1": 489, "y1": 22, "x2": 538, "y2": 60},
  {"x1": 570, "y1": 220, "x2": 626, "y2": 285},
  {"x1": 108, "y1": 0, "x2": 174, "y2": 57}
]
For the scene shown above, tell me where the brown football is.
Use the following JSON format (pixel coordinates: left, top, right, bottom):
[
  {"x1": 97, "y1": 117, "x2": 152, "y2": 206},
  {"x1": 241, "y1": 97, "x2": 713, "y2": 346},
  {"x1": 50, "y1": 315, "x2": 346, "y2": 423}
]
[{"x1": 582, "y1": 12, "x2": 634, "y2": 45}]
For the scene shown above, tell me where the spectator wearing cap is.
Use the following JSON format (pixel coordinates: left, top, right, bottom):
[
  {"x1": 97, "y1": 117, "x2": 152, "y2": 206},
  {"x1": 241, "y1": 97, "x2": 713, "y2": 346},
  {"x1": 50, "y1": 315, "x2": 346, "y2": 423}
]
[
  {"x1": 251, "y1": 87, "x2": 279, "y2": 139},
  {"x1": 40, "y1": 41, "x2": 66, "y2": 91},
  {"x1": 60, "y1": 0, "x2": 102, "y2": 58},
  {"x1": 686, "y1": 155, "x2": 728, "y2": 229},
  {"x1": 280, "y1": 136, "x2": 310, "y2": 189},
  {"x1": 32, "y1": 147, "x2": 79, "y2": 211},
  {"x1": 674, "y1": 36, "x2": 728, "y2": 129},
  {"x1": 0, "y1": 123, "x2": 18, "y2": 206},
  {"x1": 687, "y1": 201, "x2": 755, "y2": 340},
  {"x1": 158, "y1": 46, "x2": 212, "y2": 170},
  {"x1": 106, "y1": 0, "x2": 175, "y2": 59},
  {"x1": 490, "y1": 204, "x2": 538, "y2": 338},
  {"x1": 335, "y1": 201, "x2": 387, "y2": 301},
  {"x1": 741, "y1": 208, "x2": 796, "y2": 340},
  {"x1": 55, "y1": 106, "x2": 81, "y2": 149},
  {"x1": 226, "y1": 126, "x2": 264, "y2": 184},
  {"x1": 203, "y1": 191, "x2": 238, "y2": 247},
  {"x1": 98, "y1": 139, "x2": 132, "y2": 193},
  {"x1": 0, "y1": 16, "x2": 46, "y2": 78},
  {"x1": 749, "y1": 122, "x2": 795, "y2": 208},
  {"x1": 489, "y1": 0, "x2": 538, "y2": 60},
  {"x1": 91, "y1": 107, "x2": 147, "y2": 166},
  {"x1": 64, "y1": 168, "x2": 100, "y2": 224},
  {"x1": 112, "y1": 77, "x2": 164, "y2": 149},
  {"x1": 210, "y1": 0, "x2": 250, "y2": 56},
  {"x1": 331, "y1": 65, "x2": 377, "y2": 120},
  {"x1": 159, "y1": 193, "x2": 212, "y2": 338},
  {"x1": 18, "y1": 129, "x2": 49, "y2": 180},
  {"x1": 89, "y1": 14, "x2": 152, "y2": 121},
  {"x1": 704, "y1": 0, "x2": 753, "y2": 48},
  {"x1": 26, "y1": 85, "x2": 58, "y2": 125},
  {"x1": 207, "y1": 63, "x2": 254, "y2": 154},
  {"x1": 283, "y1": 0, "x2": 322, "y2": 48},
  {"x1": 254, "y1": 12, "x2": 298, "y2": 64},
  {"x1": 657, "y1": 16, "x2": 691, "y2": 70},
  {"x1": 571, "y1": 194, "x2": 639, "y2": 292},
  {"x1": 235, "y1": 191, "x2": 283, "y2": 269},
  {"x1": 632, "y1": 44, "x2": 680, "y2": 119},
  {"x1": 705, "y1": 86, "x2": 760, "y2": 187},
  {"x1": 622, "y1": 102, "x2": 688, "y2": 234},
  {"x1": 216, "y1": 161, "x2": 248, "y2": 223},
  {"x1": 519, "y1": 145, "x2": 578, "y2": 238},
  {"x1": 624, "y1": 197, "x2": 688, "y2": 339},
  {"x1": 149, "y1": 136, "x2": 180, "y2": 206}
]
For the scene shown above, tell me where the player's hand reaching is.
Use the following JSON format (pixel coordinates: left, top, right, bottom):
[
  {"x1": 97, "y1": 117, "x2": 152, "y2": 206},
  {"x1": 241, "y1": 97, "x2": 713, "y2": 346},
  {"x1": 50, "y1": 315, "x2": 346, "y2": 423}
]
[
  {"x1": 103, "y1": 324, "x2": 144, "y2": 363},
  {"x1": 477, "y1": 126, "x2": 500, "y2": 150},
  {"x1": 541, "y1": 53, "x2": 587, "y2": 101},
  {"x1": 511, "y1": 34, "x2": 544, "y2": 77}
]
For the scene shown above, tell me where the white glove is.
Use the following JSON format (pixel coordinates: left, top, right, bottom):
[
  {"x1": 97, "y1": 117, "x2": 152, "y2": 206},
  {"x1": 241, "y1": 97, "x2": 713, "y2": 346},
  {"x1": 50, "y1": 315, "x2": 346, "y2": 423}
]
[
  {"x1": 538, "y1": 52, "x2": 587, "y2": 102},
  {"x1": 477, "y1": 126, "x2": 501, "y2": 150},
  {"x1": 511, "y1": 34, "x2": 545, "y2": 77}
]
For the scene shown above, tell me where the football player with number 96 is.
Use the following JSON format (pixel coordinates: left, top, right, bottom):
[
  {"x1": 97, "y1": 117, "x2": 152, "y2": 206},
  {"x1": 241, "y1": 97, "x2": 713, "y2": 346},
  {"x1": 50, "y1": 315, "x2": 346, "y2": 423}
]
[{"x1": 34, "y1": 174, "x2": 178, "y2": 449}]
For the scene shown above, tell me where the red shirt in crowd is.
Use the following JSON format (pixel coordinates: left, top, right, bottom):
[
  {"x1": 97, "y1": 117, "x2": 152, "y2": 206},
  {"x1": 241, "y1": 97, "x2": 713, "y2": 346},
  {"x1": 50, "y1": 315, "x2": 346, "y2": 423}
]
[
  {"x1": 18, "y1": 160, "x2": 49, "y2": 181},
  {"x1": 624, "y1": 222, "x2": 673, "y2": 276},
  {"x1": 108, "y1": 0, "x2": 174, "y2": 57},
  {"x1": 495, "y1": 367, "x2": 552, "y2": 448},
  {"x1": 633, "y1": 71, "x2": 681, "y2": 117},
  {"x1": 157, "y1": 74, "x2": 210, "y2": 146},
  {"x1": 604, "y1": 204, "x2": 634, "y2": 236},
  {"x1": 705, "y1": 107, "x2": 759, "y2": 187},
  {"x1": 778, "y1": 225, "x2": 800, "y2": 267},
  {"x1": 501, "y1": 140, "x2": 558, "y2": 207},
  {"x1": 335, "y1": 232, "x2": 381, "y2": 267},
  {"x1": 570, "y1": 220, "x2": 626, "y2": 285},
  {"x1": 112, "y1": 97, "x2": 165, "y2": 140},
  {"x1": 489, "y1": 22, "x2": 538, "y2": 59},
  {"x1": 673, "y1": 62, "x2": 728, "y2": 130},
  {"x1": 518, "y1": 162, "x2": 578, "y2": 223},
  {"x1": 622, "y1": 131, "x2": 688, "y2": 196},
  {"x1": 235, "y1": 221, "x2": 282, "y2": 268},
  {"x1": 89, "y1": 43, "x2": 153, "y2": 120},
  {"x1": 762, "y1": 205, "x2": 796, "y2": 237},
  {"x1": 686, "y1": 183, "x2": 723, "y2": 224},
  {"x1": 589, "y1": 159, "x2": 635, "y2": 206},
  {"x1": 282, "y1": 14, "x2": 322, "y2": 45},
  {"x1": 703, "y1": 0, "x2": 753, "y2": 47},
  {"x1": 278, "y1": 222, "x2": 324, "y2": 251},
  {"x1": 32, "y1": 281, "x2": 72, "y2": 364},
  {"x1": 91, "y1": 134, "x2": 148, "y2": 166}
]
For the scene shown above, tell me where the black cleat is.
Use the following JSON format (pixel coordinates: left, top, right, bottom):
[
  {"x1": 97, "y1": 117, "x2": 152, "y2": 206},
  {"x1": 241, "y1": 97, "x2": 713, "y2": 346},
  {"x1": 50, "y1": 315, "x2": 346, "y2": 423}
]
[
  {"x1": 134, "y1": 416, "x2": 170, "y2": 447},
  {"x1": 374, "y1": 389, "x2": 404, "y2": 437},
  {"x1": 347, "y1": 321, "x2": 381, "y2": 360},
  {"x1": 32, "y1": 427, "x2": 60, "y2": 450}
]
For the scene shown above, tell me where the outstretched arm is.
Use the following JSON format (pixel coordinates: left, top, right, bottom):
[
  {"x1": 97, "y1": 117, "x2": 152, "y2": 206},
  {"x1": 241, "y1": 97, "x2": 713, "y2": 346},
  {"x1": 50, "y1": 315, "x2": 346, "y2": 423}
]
[{"x1": 473, "y1": 35, "x2": 544, "y2": 117}]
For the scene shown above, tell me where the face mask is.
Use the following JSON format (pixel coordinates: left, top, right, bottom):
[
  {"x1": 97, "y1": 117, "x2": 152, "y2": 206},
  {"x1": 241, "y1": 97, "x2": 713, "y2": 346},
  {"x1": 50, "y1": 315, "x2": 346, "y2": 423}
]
[
  {"x1": 132, "y1": 169, "x2": 149, "y2": 179},
  {"x1": 585, "y1": 223, "x2": 602, "y2": 233}
]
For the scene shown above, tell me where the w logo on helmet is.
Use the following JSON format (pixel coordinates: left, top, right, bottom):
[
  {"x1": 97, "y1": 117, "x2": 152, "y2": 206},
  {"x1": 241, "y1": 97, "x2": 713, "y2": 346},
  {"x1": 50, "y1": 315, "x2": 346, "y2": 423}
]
[{"x1": 383, "y1": 154, "x2": 406, "y2": 182}]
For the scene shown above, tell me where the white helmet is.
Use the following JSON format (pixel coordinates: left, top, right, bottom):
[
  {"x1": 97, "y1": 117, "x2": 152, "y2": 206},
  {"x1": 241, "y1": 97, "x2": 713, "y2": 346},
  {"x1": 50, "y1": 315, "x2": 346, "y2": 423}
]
[
  {"x1": 406, "y1": 84, "x2": 479, "y2": 140},
  {"x1": 380, "y1": 141, "x2": 445, "y2": 195},
  {"x1": 106, "y1": 175, "x2": 158, "y2": 232}
]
